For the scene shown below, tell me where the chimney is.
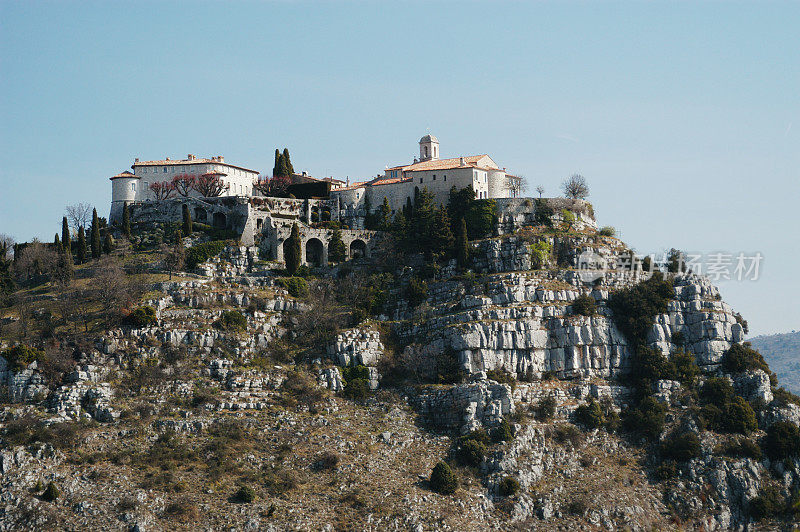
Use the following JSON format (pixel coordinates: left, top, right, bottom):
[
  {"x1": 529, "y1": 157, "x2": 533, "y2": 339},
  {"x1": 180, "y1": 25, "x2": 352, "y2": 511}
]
[
  {"x1": 166, "y1": 157, "x2": 170, "y2": 161},
  {"x1": 134, "y1": 158, "x2": 139, "y2": 163},
  {"x1": 188, "y1": 154, "x2": 195, "y2": 161},
  {"x1": 218, "y1": 155, "x2": 224, "y2": 163},
  {"x1": 460, "y1": 157, "x2": 465, "y2": 166}
]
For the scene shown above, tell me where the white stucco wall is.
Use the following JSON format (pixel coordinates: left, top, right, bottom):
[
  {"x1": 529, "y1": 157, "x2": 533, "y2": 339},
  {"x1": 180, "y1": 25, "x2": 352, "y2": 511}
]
[{"x1": 132, "y1": 161, "x2": 258, "y2": 201}]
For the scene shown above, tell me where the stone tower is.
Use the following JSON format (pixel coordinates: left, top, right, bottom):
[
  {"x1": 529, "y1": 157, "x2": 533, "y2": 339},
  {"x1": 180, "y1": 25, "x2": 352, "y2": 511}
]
[{"x1": 419, "y1": 134, "x2": 439, "y2": 162}]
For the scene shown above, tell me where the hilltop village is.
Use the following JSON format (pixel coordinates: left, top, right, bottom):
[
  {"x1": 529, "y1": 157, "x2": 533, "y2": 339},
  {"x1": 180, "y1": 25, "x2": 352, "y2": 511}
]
[{"x1": 0, "y1": 135, "x2": 798, "y2": 530}]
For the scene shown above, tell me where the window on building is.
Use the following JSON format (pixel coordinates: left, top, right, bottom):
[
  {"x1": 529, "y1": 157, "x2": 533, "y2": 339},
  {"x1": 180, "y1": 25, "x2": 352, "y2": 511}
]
[
  {"x1": 419, "y1": 177, "x2": 423, "y2": 183},
  {"x1": 131, "y1": 182, "x2": 136, "y2": 192},
  {"x1": 163, "y1": 167, "x2": 167, "y2": 173},
  {"x1": 444, "y1": 175, "x2": 446, "y2": 181},
  {"x1": 433, "y1": 174, "x2": 436, "y2": 181}
]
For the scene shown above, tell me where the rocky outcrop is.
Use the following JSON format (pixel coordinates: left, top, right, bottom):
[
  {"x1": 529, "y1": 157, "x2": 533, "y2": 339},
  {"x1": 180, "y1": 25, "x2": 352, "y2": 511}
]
[
  {"x1": 327, "y1": 327, "x2": 384, "y2": 367},
  {"x1": 0, "y1": 358, "x2": 48, "y2": 403},
  {"x1": 409, "y1": 381, "x2": 514, "y2": 433}
]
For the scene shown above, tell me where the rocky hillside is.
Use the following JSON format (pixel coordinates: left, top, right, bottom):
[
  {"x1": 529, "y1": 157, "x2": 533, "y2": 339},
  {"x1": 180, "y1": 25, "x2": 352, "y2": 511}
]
[
  {"x1": 1, "y1": 206, "x2": 799, "y2": 531},
  {"x1": 750, "y1": 331, "x2": 800, "y2": 395}
]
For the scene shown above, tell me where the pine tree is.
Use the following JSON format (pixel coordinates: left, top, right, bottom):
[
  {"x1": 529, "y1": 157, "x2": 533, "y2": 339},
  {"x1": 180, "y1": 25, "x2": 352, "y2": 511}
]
[
  {"x1": 456, "y1": 217, "x2": 469, "y2": 266},
  {"x1": 182, "y1": 204, "x2": 193, "y2": 235},
  {"x1": 61, "y1": 217, "x2": 71, "y2": 255},
  {"x1": 54, "y1": 234, "x2": 61, "y2": 250},
  {"x1": 90, "y1": 208, "x2": 101, "y2": 259},
  {"x1": 76, "y1": 226, "x2": 87, "y2": 264},
  {"x1": 282, "y1": 148, "x2": 294, "y2": 176},
  {"x1": 430, "y1": 207, "x2": 454, "y2": 256},
  {"x1": 377, "y1": 197, "x2": 392, "y2": 231},
  {"x1": 328, "y1": 228, "x2": 346, "y2": 263},
  {"x1": 285, "y1": 223, "x2": 302, "y2": 275},
  {"x1": 122, "y1": 203, "x2": 131, "y2": 239},
  {"x1": 273, "y1": 149, "x2": 281, "y2": 177},
  {"x1": 103, "y1": 232, "x2": 113, "y2": 254}
]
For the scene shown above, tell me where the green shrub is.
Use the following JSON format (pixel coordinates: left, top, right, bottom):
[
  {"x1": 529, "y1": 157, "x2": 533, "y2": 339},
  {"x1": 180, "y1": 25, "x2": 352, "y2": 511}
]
[
  {"x1": 486, "y1": 369, "x2": 516, "y2": 389},
  {"x1": 533, "y1": 198, "x2": 554, "y2": 227},
  {"x1": 342, "y1": 378, "x2": 369, "y2": 401},
  {"x1": 723, "y1": 396, "x2": 757, "y2": 434},
  {"x1": 1, "y1": 345, "x2": 46, "y2": 371},
  {"x1": 234, "y1": 485, "x2": 256, "y2": 503},
  {"x1": 622, "y1": 397, "x2": 666, "y2": 440},
  {"x1": 571, "y1": 294, "x2": 596, "y2": 317},
  {"x1": 715, "y1": 437, "x2": 762, "y2": 460},
  {"x1": 457, "y1": 439, "x2": 486, "y2": 467},
  {"x1": 721, "y1": 343, "x2": 770, "y2": 374},
  {"x1": 700, "y1": 377, "x2": 734, "y2": 406},
  {"x1": 660, "y1": 432, "x2": 701, "y2": 461},
  {"x1": 460, "y1": 429, "x2": 491, "y2": 446},
  {"x1": 551, "y1": 423, "x2": 584, "y2": 446},
  {"x1": 213, "y1": 310, "x2": 247, "y2": 332},
  {"x1": 764, "y1": 421, "x2": 800, "y2": 461},
  {"x1": 406, "y1": 277, "x2": 428, "y2": 306},
  {"x1": 41, "y1": 482, "x2": 59, "y2": 502},
  {"x1": 275, "y1": 276, "x2": 309, "y2": 298},
  {"x1": 598, "y1": 226, "x2": 616, "y2": 237},
  {"x1": 492, "y1": 419, "x2": 513, "y2": 443},
  {"x1": 185, "y1": 240, "x2": 228, "y2": 269},
  {"x1": 698, "y1": 404, "x2": 724, "y2": 431},
  {"x1": 535, "y1": 395, "x2": 557, "y2": 421},
  {"x1": 429, "y1": 462, "x2": 457, "y2": 494},
  {"x1": 498, "y1": 476, "x2": 521, "y2": 497},
  {"x1": 608, "y1": 272, "x2": 675, "y2": 351},
  {"x1": 574, "y1": 399, "x2": 604, "y2": 429},
  {"x1": 122, "y1": 306, "x2": 157, "y2": 328},
  {"x1": 626, "y1": 347, "x2": 677, "y2": 396},
  {"x1": 772, "y1": 387, "x2": 800, "y2": 407},
  {"x1": 529, "y1": 240, "x2": 552, "y2": 269},
  {"x1": 671, "y1": 350, "x2": 700, "y2": 387},
  {"x1": 749, "y1": 485, "x2": 785, "y2": 520},
  {"x1": 654, "y1": 460, "x2": 679, "y2": 480}
]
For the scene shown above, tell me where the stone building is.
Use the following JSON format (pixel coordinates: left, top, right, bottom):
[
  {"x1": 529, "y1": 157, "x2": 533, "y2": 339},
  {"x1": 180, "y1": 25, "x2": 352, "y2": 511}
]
[
  {"x1": 331, "y1": 134, "x2": 521, "y2": 220},
  {"x1": 110, "y1": 154, "x2": 259, "y2": 223}
]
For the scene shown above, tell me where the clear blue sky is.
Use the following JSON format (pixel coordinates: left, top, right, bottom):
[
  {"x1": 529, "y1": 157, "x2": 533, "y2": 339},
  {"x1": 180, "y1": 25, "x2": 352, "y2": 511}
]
[{"x1": 1, "y1": 1, "x2": 798, "y2": 335}]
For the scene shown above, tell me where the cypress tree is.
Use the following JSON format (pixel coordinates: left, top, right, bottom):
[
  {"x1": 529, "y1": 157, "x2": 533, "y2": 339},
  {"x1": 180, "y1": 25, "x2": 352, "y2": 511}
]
[
  {"x1": 328, "y1": 228, "x2": 346, "y2": 263},
  {"x1": 272, "y1": 149, "x2": 281, "y2": 177},
  {"x1": 61, "y1": 217, "x2": 71, "y2": 255},
  {"x1": 103, "y1": 232, "x2": 113, "y2": 254},
  {"x1": 122, "y1": 203, "x2": 131, "y2": 239},
  {"x1": 76, "y1": 226, "x2": 87, "y2": 264},
  {"x1": 277, "y1": 152, "x2": 290, "y2": 177},
  {"x1": 54, "y1": 233, "x2": 61, "y2": 250},
  {"x1": 285, "y1": 223, "x2": 302, "y2": 275},
  {"x1": 430, "y1": 206, "x2": 454, "y2": 256},
  {"x1": 282, "y1": 148, "x2": 294, "y2": 176},
  {"x1": 456, "y1": 217, "x2": 469, "y2": 266},
  {"x1": 90, "y1": 208, "x2": 101, "y2": 259},
  {"x1": 182, "y1": 204, "x2": 193, "y2": 235}
]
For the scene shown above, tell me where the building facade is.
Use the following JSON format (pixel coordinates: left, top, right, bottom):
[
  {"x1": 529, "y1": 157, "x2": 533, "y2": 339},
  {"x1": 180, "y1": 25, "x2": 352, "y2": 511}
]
[
  {"x1": 331, "y1": 134, "x2": 519, "y2": 220},
  {"x1": 110, "y1": 154, "x2": 259, "y2": 222}
]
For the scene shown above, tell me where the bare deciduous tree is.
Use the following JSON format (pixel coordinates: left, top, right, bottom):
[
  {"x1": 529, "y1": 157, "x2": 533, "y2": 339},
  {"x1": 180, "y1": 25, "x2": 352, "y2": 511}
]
[
  {"x1": 193, "y1": 173, "x2": 229, "y2": 197},
  {"x1": 11, "y1": 240, "x2": 59, "y2": 284},
  {"x1": 149, "y1": 181, "x2": 176, "y2": 200},
  {"x1": 0, "y1": 233, "x2": 14, "y2": 260},
  {"x1": 65, "y1": 203, "x2": 93, "y2": 230},
  {"x1": 561, "y1": 174, "x2": 589, "y2": 200},
  {"x1": 536, "y1": 185, "x2": 545, "y2": 198},
  {"x1": 171, "y1": 174, "x2": 197, "y2": 197},
  {"x1": 505, "y1": 174, "x2": 527, "y2": 198}
]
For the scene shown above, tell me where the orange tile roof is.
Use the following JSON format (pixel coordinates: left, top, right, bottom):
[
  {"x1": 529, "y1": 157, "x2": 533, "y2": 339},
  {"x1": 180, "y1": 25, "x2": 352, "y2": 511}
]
[
  {"x1": 386, "y1": 155, "x2": 498, "y2": 173},
  {"x1": 132, "y1": 157, "x2": 258, "y2": 174}
]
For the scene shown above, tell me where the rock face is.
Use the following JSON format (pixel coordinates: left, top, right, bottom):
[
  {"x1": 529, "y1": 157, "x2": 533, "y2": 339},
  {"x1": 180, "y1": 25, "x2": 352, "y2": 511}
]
[
  {"x1": 327, "y1": 327, "x2": 384, "y2": 367},
  {"x1": 0, "y1": 358, "x2": 48, "y2": 403},
  {"x1": 409, "y1": 381, "x2": 514, "y2": 433},
  {"x1": 396, "y1": 239, "x2": 744, "y2": 379}
]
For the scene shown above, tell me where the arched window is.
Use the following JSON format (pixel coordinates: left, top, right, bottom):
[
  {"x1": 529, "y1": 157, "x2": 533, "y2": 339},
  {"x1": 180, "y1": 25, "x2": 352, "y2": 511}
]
[{"x1": 424, "y1": 146, "x2": 428, "y2": 157}]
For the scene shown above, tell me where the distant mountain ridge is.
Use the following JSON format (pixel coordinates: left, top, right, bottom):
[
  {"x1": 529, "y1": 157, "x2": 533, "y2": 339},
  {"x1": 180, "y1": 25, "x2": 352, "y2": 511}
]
[{"x1": 749, "y1": 330, "x2": 800, "y2": 394}]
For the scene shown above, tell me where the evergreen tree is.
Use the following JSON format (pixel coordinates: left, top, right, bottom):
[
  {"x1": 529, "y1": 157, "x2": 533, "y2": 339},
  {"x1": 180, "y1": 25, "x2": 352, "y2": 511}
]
[
  {"x1": 430, "y1": 207, "x2": 454, "y2": 256},
  {"x1": 90, "y1": 208, "x2": 101, "y2": 259},
  {"x1": 285, "y1": 223, "x2": 302, "y2": 275},
  {"x1": 272, "y1": 149, "x2": 281, "y2": 177},
  {"x1": 277, "y1": 152, "x2": 290, "y2": 177},
  {"x1": 403, "y1": 197, "x2": 413, "y2": 219},
  {"x1": 456, "y1": 217, "x2": 469, "y2": 266},
  {"x1": 61, "y1": 216, "x2": 71, "y2": 255},
  {"x1": 122, "y1": 203, "x2": 131, "y2": 239},
  {"x1": 103, "y1": 232, "x2": 113, "y2": 254},
  {"x1": 164, "y1": 230, "x2": 185, "y2": 280},
  {"x1": 182, "y1": 204, "x2": 193, "y2": 235},
  {"x1": 76, "y1": 226, "x2": 87, "y2": 264},
  {"x1": 376, "y1": 197, "x2": 392, "y2": 231},
  {"x1": 328, "y1": 228, "x2": 346, "y2": 263},
  {"x1": 53, "y1": 245, "x2": 74, "y2": 286},
  {"x1": 282, "y1": 148, "x2": 294, "y2": 176},
  {"x1": 410, "y1": 188, "x2": 437, "y2": 254},
  {"x1": 54, "y1": 234, "x2": 61, "y2": 250}
]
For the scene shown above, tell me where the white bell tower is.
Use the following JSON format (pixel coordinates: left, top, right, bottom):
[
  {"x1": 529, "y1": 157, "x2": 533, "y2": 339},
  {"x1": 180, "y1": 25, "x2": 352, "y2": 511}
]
[{"x1": 419, "y1": 134, "x2": 439, "y2": 162}]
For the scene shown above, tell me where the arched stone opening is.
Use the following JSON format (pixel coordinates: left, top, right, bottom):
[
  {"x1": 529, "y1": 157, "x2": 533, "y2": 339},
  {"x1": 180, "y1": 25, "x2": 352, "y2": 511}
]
[
  {"x1": 212, "y1": 212, "x2": 227, "y2": 228},
  {"x1": 350, "y1": 239, "x2": 367, "y2": 259},
  {"x1": 194, "y1": 207, "x2": 207, "y2": 222},
  {"x1": 305, "y1": 238, "x2": 324, "y2": 266}
]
